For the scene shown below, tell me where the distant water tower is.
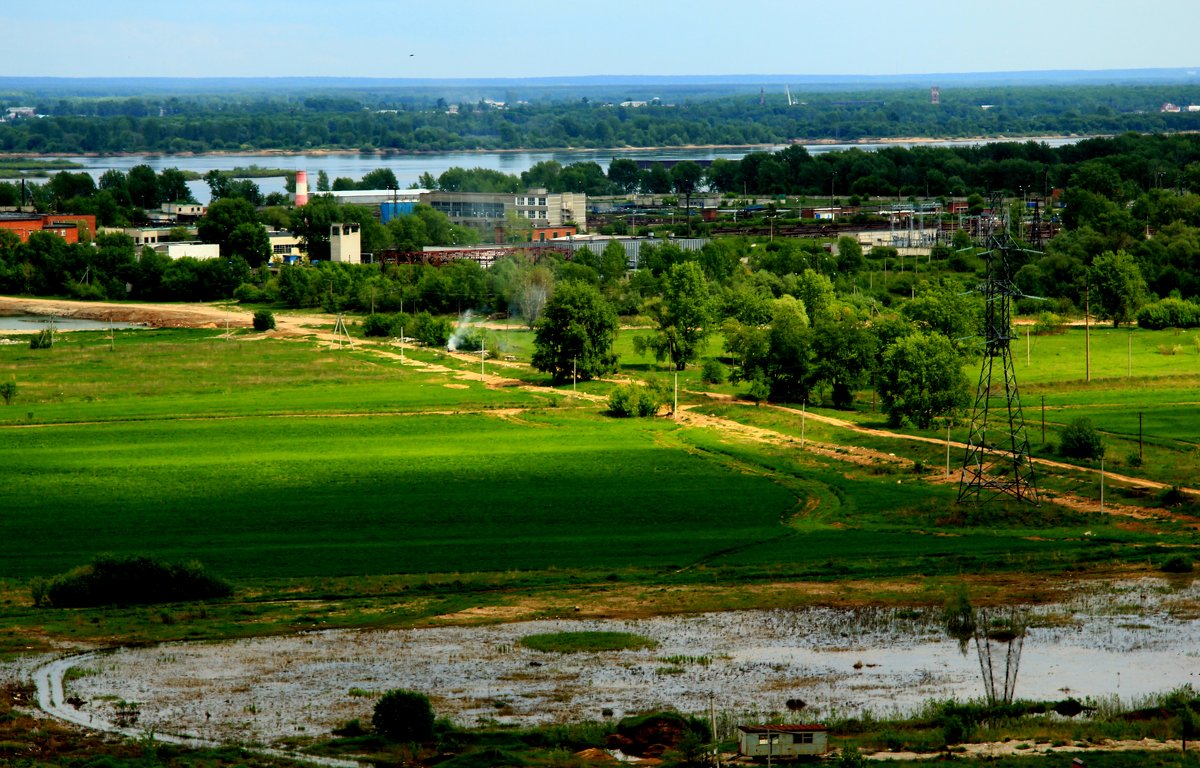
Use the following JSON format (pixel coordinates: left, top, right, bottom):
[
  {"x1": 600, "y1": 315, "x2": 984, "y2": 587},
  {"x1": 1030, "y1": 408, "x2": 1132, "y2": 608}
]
[
  {"x1": 931, "y1": 86, "x2": 940, "y2": 105},
  {"x1": 295, "y1": 170, "x2": 309, "y2": 207}
]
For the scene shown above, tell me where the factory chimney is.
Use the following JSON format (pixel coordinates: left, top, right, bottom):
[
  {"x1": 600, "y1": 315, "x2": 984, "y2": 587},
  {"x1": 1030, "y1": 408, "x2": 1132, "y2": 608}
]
[{"x1": 295, "y1": 170, "x2": 309, "y2": 207}]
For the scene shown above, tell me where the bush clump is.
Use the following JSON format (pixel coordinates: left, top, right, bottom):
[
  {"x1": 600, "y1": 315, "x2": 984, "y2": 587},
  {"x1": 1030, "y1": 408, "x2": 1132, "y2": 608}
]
[
  {"x1": 252, "y1": 310, "x2": 276, "y2": 332},
  {"x1": 608, "y1": 382, "x2": 667, "y2": 418},
  {"x1": 1161, "y1": 555, "x2": 1194, "y2": 574},
  {"x1": 1058, "y1": 417, "x2": 1105, "y2": 460},
  {"x1": 700, "y1": 359, "x2": 727, "y2": 385},
  {"x1": 31, "y1": 555, "x2": 233, "y2": 608},
  {"x1": 372, "y1": 689, "x2": 435, "y2": 743},
  {"x1": 1136, "y1": 297, "x2": 1200, "y2": 330},
  {"x1": 29, "y1": 329, "x2": 53, "y2": 349}
]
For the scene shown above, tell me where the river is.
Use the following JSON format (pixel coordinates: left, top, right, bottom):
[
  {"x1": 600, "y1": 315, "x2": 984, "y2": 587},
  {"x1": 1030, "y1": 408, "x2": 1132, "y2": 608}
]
[{"x1": 45, "y1": 137, "x2": 1083, "y2": 204}]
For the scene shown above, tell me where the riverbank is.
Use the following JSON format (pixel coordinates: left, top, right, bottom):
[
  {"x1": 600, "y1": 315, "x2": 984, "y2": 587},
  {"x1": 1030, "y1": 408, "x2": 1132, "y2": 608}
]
[{"x1": 0, "y1": 134, "x2": 1090, "y2": 161}]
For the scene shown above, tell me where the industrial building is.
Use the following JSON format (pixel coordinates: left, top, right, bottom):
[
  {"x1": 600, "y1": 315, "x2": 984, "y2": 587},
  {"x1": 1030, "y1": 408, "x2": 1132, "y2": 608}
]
[
  {"x1": 0, "y1": 213, "x2": 96, "y2": 244},
  {"x1": 310, "y1": 187, "x2": 588, "y2": 239}
]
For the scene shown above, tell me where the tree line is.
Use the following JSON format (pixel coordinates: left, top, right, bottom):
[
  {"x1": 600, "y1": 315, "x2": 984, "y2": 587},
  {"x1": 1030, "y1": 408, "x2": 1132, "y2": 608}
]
[{"x1": 4, "y1": 84, "x2": 1200, "y2": 154}]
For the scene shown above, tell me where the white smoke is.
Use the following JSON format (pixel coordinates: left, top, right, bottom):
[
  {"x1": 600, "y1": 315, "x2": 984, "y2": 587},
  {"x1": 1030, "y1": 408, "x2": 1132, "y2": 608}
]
[{"x1": 446, "y1": 309, "x2": 477, "y2": 351}]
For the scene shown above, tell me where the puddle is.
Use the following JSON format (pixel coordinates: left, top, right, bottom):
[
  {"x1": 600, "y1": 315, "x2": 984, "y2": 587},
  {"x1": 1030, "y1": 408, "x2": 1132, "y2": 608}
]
[
  {"x1": 60, "y1": 578, "x2": 1200, "y2": 746},
  {"x1": 0, "y1": 314, "x2": 143, "y2": 332}
]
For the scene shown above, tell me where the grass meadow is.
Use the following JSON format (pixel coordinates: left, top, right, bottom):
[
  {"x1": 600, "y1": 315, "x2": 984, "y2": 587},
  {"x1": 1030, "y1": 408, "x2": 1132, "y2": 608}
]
[{"x1": 0, "y1": 322, "x2": 1195, "y2": 656}]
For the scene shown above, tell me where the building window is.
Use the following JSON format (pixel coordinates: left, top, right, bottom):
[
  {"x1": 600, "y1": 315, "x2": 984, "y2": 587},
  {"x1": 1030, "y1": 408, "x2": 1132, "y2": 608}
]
[{"x1": 798, "y1": 733, "x2": 814, "y2": 744}]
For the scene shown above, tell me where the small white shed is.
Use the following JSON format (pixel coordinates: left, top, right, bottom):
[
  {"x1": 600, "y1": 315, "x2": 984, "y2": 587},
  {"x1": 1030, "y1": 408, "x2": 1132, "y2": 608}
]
[{"x1": 737, "y1": 724, "x2": 829, "y2": 759}]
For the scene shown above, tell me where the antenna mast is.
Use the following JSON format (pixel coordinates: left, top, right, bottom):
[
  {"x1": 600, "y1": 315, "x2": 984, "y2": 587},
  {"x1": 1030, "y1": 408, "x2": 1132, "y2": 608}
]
[{"x1": 958, "y1": 194, "x2": 1039, "y2": 505}]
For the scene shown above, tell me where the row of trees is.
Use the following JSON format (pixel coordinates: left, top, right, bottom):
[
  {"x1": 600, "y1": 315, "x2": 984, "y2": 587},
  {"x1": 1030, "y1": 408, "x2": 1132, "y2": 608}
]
[
  {"x1": 4, "y1": 84, "x2": 1200, "y2": 153},
  {"x1": 411, "y1": 132, "x2": 1200, "y2": 201}
]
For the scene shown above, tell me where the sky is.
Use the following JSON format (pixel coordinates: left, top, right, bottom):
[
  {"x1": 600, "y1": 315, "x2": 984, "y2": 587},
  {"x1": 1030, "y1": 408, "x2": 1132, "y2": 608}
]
[{"x1": 3, "y1": 0, "x2": 1197, "y2": 80}]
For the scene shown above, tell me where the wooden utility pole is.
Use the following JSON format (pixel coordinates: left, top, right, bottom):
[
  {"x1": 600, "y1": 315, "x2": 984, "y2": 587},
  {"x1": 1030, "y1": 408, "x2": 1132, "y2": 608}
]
[{"x1": 1085, "y1": 287, "x2": 1091, "y2": 382}]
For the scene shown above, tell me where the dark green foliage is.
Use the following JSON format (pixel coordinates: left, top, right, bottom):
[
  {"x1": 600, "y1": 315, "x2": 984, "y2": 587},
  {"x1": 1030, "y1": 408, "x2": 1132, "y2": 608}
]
[
  {"x1": 372, "y1": 689, "x2": 435, "y2": 743},
  {"x1": 1058, "y1": 417, "x2": 1106, "y2": 460},
  {"x1": 412, "y1": 311, "x2": 453, "y2": 346},
  {"x1": 1161, "y1": 555, "x2": 1194, "y2": 574},
  {"x1": 361, "y1": 313, "x2": 393, "y2": 337},
  {"x1": 251, "y1": 310, "x2": 275, "y2": 332},
  {"x1": 614, "y1": 711, "x2": 711, "y2": 749},
  {"x1": 608, "y1": 382, "x2": 667, "y2": 417},
  {"x1": 0, "y1": 380, "x2": 15, "y2": 405},
  {"x1": 532, "y1": 280, "x2": 619, "y2": 384},
  {"x1": 699, "y1": 359, "x2": 726, "y2": 385},
  {"x1": 31, "y1": 555, "x2": 232, "y2": 608},
  {"x1": 1138, "y1": 298, "x2": 1200, "y2": 329},
  {"x1": 29, "y1": 329, "x2": 53, "y2": 349},
  {"x1": 878, "y1": 331, "x2": 970, "y2": 429}
]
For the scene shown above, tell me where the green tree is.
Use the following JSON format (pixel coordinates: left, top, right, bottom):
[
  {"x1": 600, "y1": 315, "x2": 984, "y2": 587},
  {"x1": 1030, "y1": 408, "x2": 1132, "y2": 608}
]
[
  {"x1": 878, "y1": 331, "x2": 970, "y2": 428},
  {"x1": 198, "y1": 198, "x2": 260, "y2": 257},
  {"x1": 1089, "y1": 249, "x2": 1149, "y2": 327},
  {"x1": 811, "y1": 314, "x2": 877, "y2": 409},
  {"x1": 608, "y1": 158, "x2": 641, "y2": 194},
  {"x1": 228, "y1": 221, "x2": 270, "y2": 267},
  {"x1": 0, "y1": 380, "x2": 16, "y2": 406},
  {"x1": 360, "y1": 167, "x2": 399, "y2": 190},
  {"x1": 636, "y1": 261, "x2": 712, "y2": 371},
  {"x1": 532, "y1": 280, "x2": 619, "y2": 384},
  {"x1": 372, "y1": 689, "x2": 435, "y2": 743},
  {"x1": 127, "y1": 164, "x2": 159, "y2": 209}
]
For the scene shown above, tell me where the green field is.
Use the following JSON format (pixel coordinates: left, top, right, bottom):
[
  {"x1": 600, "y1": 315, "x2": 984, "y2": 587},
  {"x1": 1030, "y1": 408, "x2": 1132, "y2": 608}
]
[{"x1": 1, "y1": 327, "x2": 1189, "y2": 593}]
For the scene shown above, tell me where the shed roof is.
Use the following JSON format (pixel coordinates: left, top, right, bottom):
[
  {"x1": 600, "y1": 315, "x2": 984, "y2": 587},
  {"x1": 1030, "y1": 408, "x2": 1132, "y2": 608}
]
[{"x1": 737, "y1": 725, "x2": 827, "y2": 734}]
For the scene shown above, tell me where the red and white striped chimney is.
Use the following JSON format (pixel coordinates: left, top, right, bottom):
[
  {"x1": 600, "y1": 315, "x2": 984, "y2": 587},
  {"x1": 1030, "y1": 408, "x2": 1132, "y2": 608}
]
[{"x1": 295, "y1": 170, "x2": 309, "y2": 207}]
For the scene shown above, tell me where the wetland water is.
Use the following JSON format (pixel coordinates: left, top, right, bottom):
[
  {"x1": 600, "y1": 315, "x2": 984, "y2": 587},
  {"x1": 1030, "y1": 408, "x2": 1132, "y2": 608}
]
[
  {"x1": 60, "y1": 579, "x2": 1199, "y2": 746},
  {"x1": 0, "y1": 315, "x2": 142, "y2": 332}
]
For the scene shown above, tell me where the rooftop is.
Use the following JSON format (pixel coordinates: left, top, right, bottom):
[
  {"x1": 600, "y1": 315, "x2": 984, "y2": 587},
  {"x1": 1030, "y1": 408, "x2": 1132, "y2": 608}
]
[{"x1": 737, "y1": 724, "x2": 828, "y2": 733}]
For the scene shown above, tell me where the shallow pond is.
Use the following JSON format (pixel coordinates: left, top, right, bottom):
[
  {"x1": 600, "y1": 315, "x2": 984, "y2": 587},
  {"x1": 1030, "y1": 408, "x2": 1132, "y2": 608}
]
[
  {"x1": 0, "y1": 314, "x2": 143, "y2": 332},
  {"x1": 64, "y1": 578, "x2": 1199, "y2": 746}
]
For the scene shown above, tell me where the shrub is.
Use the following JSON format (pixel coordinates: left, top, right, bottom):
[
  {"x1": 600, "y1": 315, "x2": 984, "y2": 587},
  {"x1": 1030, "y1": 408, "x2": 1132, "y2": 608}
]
[
  {"x1": 413, "y1": 311, "x2": 453, "y2": 347},
  {"x1": 0, "y1": 381, "x2": 15, "y2": 406},
  {"x1": 700, "y1": 359, "x2": 726, "y2": 385},
  {"x1": 1161, "y1": 555, "x2": 1194, "y2": 574},
  {"x1": 372, "y1": 689, "x2": 435, "y2": 743},
  {"x1": 1161, "y1": 486, "x2": 1190, "y2": 507},
  {"x1": 234, "y1": 283, "x2": 267, "y2": 303},
  {"x1": 29, "y1": 329, "x2": 53, "y2": 349},
  {"x1": 361, "y1": 313, "x2": 393, "y2": 337},
  {"x1": 608, "y1": 382, "x2": 666, "y2": 417},
  {"x1": 252, "y1": 310, "x2": 275, "y2": 332},
  {"x1": 1137, "y1": 298, "x2": 1200, "y2": 330},
  {"x1": 1032, "y1": 311, "x2": 1066, "y2": 335},
  {"x1": 32, "y1": 555, "x2": 232, "y2": 608},
  {"x1": 1058, "y1": 417, "x2": 1105, "y2": 460}
]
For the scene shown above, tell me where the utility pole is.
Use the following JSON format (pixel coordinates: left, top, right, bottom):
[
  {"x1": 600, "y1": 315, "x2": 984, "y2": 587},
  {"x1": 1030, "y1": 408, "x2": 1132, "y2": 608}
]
[{"x1": 1085, "y1": 286, "x2": 1091, "y2": 383}]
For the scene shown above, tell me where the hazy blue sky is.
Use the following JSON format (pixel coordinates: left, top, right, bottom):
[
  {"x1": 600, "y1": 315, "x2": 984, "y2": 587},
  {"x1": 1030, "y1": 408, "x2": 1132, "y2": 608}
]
[{"x1": 5, "y1": 0, "x2": 1196, "y2": 79}]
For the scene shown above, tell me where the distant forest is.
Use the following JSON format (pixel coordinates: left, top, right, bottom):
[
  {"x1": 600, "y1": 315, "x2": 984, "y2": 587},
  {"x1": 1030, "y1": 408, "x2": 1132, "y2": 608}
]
[{"x1": 3, "y1": 82, "x2": 1200, "y2": 154}]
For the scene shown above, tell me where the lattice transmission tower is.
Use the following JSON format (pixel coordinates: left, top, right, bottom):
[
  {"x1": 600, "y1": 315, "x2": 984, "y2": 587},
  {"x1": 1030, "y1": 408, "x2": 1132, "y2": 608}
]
[{"x1": 958, "y1": 201, "x2": 1039, "y2": 505}]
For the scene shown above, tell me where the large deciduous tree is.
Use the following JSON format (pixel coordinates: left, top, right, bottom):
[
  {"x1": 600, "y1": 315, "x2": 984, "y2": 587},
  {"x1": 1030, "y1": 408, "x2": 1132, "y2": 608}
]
[
  {"x1": 636, "y1": 261, "x2": 712, "y2": 371},
  {"x1": 198, "y1": 198, "x2": 261, "y2": 258},
  {"x1": 878, "y1": 331, "x2": 970, "y2": 429},
  {"x1": 532, "y1": 280, "x2": 619, "y2": 384},
  {"x1": 1089, "y1": 249, "x2": 1149, "y2": 327}
]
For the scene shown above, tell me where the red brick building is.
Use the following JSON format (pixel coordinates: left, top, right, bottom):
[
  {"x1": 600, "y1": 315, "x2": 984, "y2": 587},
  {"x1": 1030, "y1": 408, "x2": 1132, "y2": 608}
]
[{"x1": 0, "y1": 213, "x2": 97, "y2": 244}]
